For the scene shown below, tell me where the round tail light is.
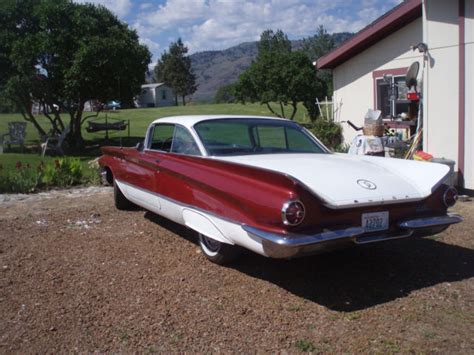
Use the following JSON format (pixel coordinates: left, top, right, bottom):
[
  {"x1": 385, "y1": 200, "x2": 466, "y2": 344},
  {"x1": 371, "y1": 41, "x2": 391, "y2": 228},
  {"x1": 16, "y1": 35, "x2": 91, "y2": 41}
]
[
  {"x1": 281, "y1": 200, "x2": 305, "y2": 226},
  {"x1": 443, "y1": 186, "x2": 458, "y2": 207}
]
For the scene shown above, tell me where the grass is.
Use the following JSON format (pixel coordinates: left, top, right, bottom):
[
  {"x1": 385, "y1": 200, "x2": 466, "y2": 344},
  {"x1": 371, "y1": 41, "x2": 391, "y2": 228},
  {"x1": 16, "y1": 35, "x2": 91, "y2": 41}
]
[
  {"x1": 295, "y1": 339, "x2": 317, "y2": 352},
  {"x1": 1, "y1": 102, "x2": 313, "y2": 147},
  {"x1": 0, "y1": 102, "x2": 315, "y2": 177}
]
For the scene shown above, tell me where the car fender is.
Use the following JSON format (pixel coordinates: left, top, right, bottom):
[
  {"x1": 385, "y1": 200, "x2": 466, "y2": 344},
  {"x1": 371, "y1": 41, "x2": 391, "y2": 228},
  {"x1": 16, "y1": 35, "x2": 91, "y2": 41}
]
[{"x1": 182, "y1": 208, "x2": 233, "y2": 245}]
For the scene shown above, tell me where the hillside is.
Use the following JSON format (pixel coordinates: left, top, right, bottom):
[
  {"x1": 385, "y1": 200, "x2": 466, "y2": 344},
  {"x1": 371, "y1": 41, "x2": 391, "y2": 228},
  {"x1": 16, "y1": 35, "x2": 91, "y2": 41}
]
[{"x1": 189, "y1": 32, "x2": 353, "y2": 102}]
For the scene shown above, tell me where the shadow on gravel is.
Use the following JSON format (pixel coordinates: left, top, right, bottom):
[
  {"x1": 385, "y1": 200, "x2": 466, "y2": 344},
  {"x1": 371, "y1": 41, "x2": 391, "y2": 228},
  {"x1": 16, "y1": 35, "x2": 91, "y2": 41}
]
[
  {"x1": 144, "y1": 212, "x2": 198, "y2": 245},
  {"x1": 229, "y1": 238, "x2": 474, "y2": 312},
  {"x1": 144, "y1": 212, "x2": 474, "y2": 312}
]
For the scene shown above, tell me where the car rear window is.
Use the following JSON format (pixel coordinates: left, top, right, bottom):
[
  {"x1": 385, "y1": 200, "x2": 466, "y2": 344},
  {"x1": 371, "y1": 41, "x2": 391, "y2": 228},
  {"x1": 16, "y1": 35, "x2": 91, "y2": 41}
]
[{"x1": 194, "y1": 118, "x2": 326, "y2": 156}]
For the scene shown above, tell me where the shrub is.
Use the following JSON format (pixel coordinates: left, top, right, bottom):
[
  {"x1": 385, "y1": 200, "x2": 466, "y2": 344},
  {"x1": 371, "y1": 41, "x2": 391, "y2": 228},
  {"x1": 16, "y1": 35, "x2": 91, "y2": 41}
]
[
  {"x1": 303, "y1": 119, "x2": 343, "y2": 149},
  {"x1": 41, "y1": 158, "x2": 83, "y2": 187},
  {"x1": 0, "y1": 158, "x2": 97, "y2": 194},
  {"x1": 0, "y1": 162, "x2": 42, "y2": 193}
]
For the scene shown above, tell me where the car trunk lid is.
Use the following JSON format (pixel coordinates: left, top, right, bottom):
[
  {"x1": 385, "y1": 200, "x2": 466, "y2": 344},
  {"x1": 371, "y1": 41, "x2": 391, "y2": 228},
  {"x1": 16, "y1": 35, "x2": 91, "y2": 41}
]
[{"x1": 217, "y1": 153, "x2": 449, "y2": 208}]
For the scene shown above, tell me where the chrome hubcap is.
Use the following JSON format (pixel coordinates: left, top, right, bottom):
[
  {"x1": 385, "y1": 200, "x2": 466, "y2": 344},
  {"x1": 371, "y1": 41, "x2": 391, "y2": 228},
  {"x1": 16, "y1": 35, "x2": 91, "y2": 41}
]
[{"x1": 200, "y1": 234, "x2": 221, "y2": 252}]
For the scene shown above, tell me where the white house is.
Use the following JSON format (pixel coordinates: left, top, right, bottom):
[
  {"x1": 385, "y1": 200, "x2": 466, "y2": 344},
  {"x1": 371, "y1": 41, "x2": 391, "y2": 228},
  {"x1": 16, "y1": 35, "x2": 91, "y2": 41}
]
[
  {"x1": 136, "y1": 83, "x2": 174, "y2": 108},
  {"x1": 317, "y1": 0, "x2": 473, "y2": 192}
]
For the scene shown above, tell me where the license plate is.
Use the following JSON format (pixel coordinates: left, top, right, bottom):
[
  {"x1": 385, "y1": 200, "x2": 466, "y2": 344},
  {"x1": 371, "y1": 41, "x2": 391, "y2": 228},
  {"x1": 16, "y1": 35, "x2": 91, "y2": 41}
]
[{"x1": 362, "y1": 211, "x2": 389, "y2": 232}]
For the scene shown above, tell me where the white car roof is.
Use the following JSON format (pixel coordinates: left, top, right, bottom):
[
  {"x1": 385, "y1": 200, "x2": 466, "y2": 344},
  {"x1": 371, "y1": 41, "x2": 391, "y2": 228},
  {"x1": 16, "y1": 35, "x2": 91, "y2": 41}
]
[{"x1": 150, "y1": 115, "x2": 289, "y2": 129}]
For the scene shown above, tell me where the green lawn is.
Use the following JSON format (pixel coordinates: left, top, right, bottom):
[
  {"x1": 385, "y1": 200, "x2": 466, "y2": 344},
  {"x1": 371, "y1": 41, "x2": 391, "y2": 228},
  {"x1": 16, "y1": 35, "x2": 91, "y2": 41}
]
[
  {"x1": 0, "y1": 102, "x2": 313, "y2": 175},
  {"x1": 1, "y1": 103, "x2": 312, "y2": 144}
]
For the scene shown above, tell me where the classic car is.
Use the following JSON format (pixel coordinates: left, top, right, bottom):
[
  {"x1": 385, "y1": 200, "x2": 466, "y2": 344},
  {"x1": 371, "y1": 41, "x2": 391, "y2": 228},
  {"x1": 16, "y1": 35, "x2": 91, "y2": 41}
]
[
  {"x1": 104, "y1": 100, "x2": 121, "y2": 110},
  {"x1": 98, "y1": 115, "x2": 462, "y2": 264}
]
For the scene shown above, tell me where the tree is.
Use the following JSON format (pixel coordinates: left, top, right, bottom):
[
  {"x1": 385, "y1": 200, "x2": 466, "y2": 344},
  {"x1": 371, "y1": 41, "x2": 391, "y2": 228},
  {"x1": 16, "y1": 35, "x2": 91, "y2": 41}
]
[
  {"x1": 303, "y1": 26, "x2": 335, "y2": 97},
  {"x1": 0, "y1": 0, "x2": 151, "y2": 148},
  {"x1": 154, "y1": 39, "x2": 197, "y2": 106},
  {"x1": 214, "y1": 83, "x2": 236, "y2": 103},
  {"x1": 234, "y1": 29, "x2": 324, "y2": 120}
]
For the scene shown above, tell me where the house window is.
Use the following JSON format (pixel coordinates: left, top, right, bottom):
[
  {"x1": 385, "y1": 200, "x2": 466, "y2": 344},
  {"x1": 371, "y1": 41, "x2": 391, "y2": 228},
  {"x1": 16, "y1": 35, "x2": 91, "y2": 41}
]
[
  {"x1": 373, "y1": 68, "x2": 409, "y2": 119},
  {"x1": 162, "y1": 90, "x2": 167, "y2": 100},
  {"x1": 375, "y1": 76, "x2": 410, "y2": 118}
]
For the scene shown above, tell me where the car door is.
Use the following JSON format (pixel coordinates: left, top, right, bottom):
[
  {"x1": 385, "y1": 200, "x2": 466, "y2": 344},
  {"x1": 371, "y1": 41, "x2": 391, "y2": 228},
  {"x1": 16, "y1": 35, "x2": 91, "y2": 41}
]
[
  {"x1": 121, "y1": 124, "x2": 175, "y2": 213},
  {"x1": 151, "y1": 124, "x2": 203, "y2": 220}
]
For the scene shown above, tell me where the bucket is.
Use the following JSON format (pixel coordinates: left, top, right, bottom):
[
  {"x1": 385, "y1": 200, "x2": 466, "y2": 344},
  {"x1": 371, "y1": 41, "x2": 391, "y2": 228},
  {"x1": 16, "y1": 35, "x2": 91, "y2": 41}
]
[{"x1": 431, "y1": 158, "x2": 456, "y2": 186}]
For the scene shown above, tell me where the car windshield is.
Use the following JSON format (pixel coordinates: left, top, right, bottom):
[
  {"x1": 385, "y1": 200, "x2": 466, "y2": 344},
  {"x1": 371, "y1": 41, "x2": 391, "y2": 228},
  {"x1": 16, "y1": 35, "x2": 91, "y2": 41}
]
[{"x1": 194, "y1": 118, "x2": 327, "y2": 156}]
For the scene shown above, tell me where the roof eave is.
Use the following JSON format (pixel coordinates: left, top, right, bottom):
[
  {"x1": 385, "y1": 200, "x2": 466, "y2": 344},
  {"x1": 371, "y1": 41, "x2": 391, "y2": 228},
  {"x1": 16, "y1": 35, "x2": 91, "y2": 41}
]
[{"x1": 316, "y1": 0, "x2": 422, "y2": 70}]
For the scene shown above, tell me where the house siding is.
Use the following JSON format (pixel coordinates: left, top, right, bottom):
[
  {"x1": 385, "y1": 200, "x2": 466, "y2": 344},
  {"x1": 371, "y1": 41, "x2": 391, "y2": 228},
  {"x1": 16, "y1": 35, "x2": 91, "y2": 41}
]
[
  {"x1": 332, "y1": 18, "x2": 423, "y2": 143},
  {"x1": 464, "y1": 0, "x2": 473, "y2": 189},
  {"x1": 137, "y1": 84, "x2": 174, "y2": 108},
  {"x1": 331, "y1": 1, "x2": 473, "y2": 190},
  {"x1": 423, "y1": 0, "x2": 460, "y2": 175}
]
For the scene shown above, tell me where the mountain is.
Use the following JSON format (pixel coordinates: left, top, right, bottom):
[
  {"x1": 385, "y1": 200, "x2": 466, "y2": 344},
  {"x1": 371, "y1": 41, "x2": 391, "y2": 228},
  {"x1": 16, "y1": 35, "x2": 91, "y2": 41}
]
[{"x1": 189, "y1": 32, "x2": 353, "y2": 102}]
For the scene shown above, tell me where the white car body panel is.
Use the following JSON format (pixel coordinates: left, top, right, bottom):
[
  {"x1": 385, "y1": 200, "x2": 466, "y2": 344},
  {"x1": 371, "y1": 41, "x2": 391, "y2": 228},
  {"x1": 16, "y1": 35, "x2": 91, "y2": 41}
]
[
  {"x1": 116, "y1": 179, "x2": 266, "y2": 254},
  {"x1": 217, "y1": 153, "x2": 449, "y2": 209}
]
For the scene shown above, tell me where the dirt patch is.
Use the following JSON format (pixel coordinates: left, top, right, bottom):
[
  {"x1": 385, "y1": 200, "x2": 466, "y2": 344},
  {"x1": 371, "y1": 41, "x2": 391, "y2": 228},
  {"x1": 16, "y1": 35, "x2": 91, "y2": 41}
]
[{"x1": 1, "y1": 189, "x2": 473, "y2": 352}]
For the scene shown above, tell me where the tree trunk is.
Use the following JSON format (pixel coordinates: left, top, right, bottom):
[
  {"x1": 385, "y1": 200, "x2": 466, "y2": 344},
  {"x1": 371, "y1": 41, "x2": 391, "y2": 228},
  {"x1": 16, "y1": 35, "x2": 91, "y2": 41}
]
[
  {"x1": 265, "y1": 102, "x2": 283, "y2": 118},
  {"x1": 175, "y1": 94, "x2": 178, "y2": 106},
  {"x1": 18, "y1": 100, "x2": 47, "y2": 137},
  {"x1": 289, "y1": 101, "x2": 298, "y2": 120},
  {"x1": 22, "y1": 110, "x2": 47, "y2": 137},
  {"x1": 279, "y1": 102, "x2": 286, "y2": 118},
  {"x1": 182, "y1": 95, "x2": 186, "y2": 106},
  {"x1": 69, "y1": 100, "x2": 85, "y2": 149}
]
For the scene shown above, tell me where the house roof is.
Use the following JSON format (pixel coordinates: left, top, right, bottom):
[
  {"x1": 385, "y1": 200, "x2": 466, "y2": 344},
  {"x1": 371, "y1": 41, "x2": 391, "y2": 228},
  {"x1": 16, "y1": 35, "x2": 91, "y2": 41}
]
[
  {"x1": 316, "y1": 0, "x2": 422, "y2": 69},
  {"x1": 141, "y1": 83, "x2": 166, "y2": 89}
]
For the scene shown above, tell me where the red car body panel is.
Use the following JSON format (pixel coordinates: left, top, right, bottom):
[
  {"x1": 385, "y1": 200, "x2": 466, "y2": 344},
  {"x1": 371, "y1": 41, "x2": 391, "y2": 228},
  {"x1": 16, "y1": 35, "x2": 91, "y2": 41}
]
[{"x1": 99, "y1": 146, "x2": 450, "y2": 236}]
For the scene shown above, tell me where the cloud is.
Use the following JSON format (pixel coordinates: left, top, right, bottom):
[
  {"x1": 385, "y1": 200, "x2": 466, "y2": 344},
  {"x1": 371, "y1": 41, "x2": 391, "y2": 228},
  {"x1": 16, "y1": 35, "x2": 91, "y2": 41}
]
[
  {"x1": 140, "y1": 37, "x2": 161, "y2": 52},
  {"x1": 140, "y1": 0, "x2": 208, "y2": 30},
  {"x1": 139, "y1": 2, "x2": 153, "y2": 10},
  {"x1": 133, "y1": 0, "x2": 405, "y2": 57},
  {"x1": 75, "y1": 0, "x2": 132, "y2": 18}
]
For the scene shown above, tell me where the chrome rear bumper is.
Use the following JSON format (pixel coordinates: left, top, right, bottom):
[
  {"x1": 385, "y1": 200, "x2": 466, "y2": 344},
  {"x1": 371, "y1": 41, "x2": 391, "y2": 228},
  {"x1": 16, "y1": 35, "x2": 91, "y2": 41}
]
[{"x1": 243, "y1": 213, "x2": 463, "y2": 258}]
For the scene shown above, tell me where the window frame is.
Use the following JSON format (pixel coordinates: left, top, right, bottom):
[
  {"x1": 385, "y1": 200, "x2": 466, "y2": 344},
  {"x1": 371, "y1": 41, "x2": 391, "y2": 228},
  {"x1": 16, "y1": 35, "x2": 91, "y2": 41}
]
[
  {"x1": 192, "y1": 118, "x2": 330, "y2": 156},
  {"x1": 372, "y1": 67, "x2": 409, "y2": 119},
  {"x1": 145, "y1": 123, "x2": 204, "y2": 156}
]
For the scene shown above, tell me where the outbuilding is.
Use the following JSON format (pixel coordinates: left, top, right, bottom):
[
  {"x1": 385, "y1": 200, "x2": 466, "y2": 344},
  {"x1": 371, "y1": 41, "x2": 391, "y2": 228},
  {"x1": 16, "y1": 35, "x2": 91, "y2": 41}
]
[
  {"x1": 317, "y1": 0, "x2": 473, "y2": 192},
  {"x1": 136, "y1": 83, "x2": 174, "y2": 108}
]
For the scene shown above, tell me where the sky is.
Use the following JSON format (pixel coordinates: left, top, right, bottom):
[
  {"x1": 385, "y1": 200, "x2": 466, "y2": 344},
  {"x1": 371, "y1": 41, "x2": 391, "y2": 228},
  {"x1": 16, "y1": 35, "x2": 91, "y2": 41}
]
[{"x1": 76, "y1": 0, "x2": 403, "y2": 64}]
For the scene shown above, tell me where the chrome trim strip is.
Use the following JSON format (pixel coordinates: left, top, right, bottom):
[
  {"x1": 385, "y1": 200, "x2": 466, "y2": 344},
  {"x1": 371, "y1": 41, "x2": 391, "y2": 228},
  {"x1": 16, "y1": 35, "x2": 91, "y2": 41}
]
[
  {"x1": 281, "y1": 199, "x2": 305, "y2": 226},
  {"x1": 354, "y1": 231, "x2": 413, "y2": 244},
  {"x1": 242, "y1": 225, "x2": 365, "y2": 247},
  {"x1": 442, "y1": 187, "x2": 458, "y2": 208},
  {"x1": 398, "y1": 213, "x2": 463, "y2": 229}
]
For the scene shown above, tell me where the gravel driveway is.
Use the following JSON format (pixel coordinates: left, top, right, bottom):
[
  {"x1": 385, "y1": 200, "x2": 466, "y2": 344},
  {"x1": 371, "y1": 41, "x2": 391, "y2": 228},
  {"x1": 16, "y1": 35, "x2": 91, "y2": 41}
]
[{"x1": 1, "y1": 187, "x2": 473, "y2": 353}]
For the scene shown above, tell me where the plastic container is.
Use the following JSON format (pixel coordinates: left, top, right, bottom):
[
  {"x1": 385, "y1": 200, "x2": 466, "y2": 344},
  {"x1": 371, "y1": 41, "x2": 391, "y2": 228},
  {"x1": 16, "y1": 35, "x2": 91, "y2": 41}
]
[{"x1": 431, "y1": 158, "x2": 456, "y2": 186}]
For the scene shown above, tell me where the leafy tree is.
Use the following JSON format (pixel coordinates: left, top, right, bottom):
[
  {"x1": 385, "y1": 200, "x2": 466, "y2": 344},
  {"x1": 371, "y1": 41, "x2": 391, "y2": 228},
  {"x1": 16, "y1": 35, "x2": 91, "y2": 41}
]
[
  {"x1": 303, "y1": 26, "x2": 335, "y2": 97},
  {"x1": 214, "y1": 83, "x2": 236, "y2": 103},
  {"x1": 0, "y1": 0, "x2": 151, "y2": 148},
  {"x1": 258, "y1": 29, "x2": 292, "y2": 56},
  {"x1": 235, "y1": 29, "x2": 324, "y2": 120},
  {"x1": 154, "y1": 38, "x2": 197, "y2": 106}
]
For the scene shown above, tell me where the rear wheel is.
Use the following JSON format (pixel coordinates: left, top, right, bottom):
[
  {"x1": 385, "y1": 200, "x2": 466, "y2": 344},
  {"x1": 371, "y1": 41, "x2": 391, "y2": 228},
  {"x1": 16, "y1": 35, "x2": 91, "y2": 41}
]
[
  {"x1": 198, "y1": 233, "x2": 241, "y2": 265},
  {"x1": 114, "y1": 181, "x2": 135, "y2": 210}
]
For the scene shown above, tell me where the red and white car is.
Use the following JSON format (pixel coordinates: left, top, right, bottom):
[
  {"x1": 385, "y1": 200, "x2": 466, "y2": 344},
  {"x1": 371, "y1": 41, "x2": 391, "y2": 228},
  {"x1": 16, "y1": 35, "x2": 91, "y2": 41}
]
[{"x1": 99, "y1": 115, "x2": 462, "y2": 264}]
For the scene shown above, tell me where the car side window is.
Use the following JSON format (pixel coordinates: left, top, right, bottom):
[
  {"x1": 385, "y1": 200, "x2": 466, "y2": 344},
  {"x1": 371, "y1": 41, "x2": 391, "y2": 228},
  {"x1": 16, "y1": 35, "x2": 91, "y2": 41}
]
[
  {"x1": 150, "y1": 124, "x2": 175, "y2": 152},
  {"x1": 171, "y1": 126, "x2": 201, "y2": 156}
]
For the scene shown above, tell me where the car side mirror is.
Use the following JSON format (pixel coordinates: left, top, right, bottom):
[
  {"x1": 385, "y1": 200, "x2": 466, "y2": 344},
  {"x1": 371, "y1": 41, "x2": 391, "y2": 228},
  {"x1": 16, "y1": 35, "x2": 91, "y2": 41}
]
[{"x1": 136, "y1": 141, "x2": 144, "y2": 152}]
